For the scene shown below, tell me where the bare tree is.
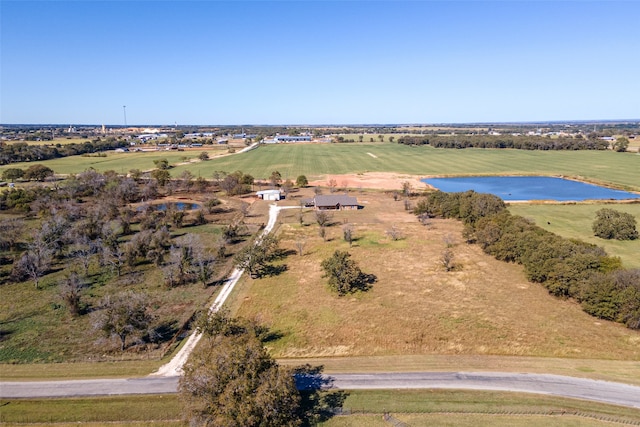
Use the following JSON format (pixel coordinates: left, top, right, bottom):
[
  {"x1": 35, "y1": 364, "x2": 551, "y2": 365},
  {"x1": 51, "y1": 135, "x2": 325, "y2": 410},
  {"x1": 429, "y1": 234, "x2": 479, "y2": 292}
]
[
  {"x1": 92, "y1": 291, "x2": 155, "y2": 351},
  {"x1": 440, "y1": 248, "x2": 455, "y2": 272},
  {"x1": 60, "y1": 272, "x2": 84, "y2": 316},
  {"x1": 12, "y1": 239, "x2": 53, "y2": 289},
  {"x1": 102, "y1": 243, "x2": 126, "y2": 277},
  {"x1": 319, "y1": 226, "x2": 327, "y2": 242},
  {"x1": 70, "y1": 234, "x2": 100, "y2": 277},
  {"x1": 418, "y1": 213, "x2": 431, "y2": 227},
  {"x1": 240, "y1": 202, "x2": 250, "y2": 217},
  {"x1": 342, "y1": 224, "x2": 354, "y2": 247},
  {"x1": 295, "y1": 238, "x2": 306, "y2": 256},
  {"x1": 297, "y1": 207, "x2": 304, "y2": 226},
  {"x1": 443, "y1": 234, "x2": 456, "y2": 248},
  {"x1": 0, "y1": 218, "x2": 25, "y2": 251},
  {"x1": 192, "y1": 237, "x2": 215, "y2": 287},
  {"x1": 314, "y1": 210, "x2": 332, "y2": 227},
  {"x1": 328, "y1": 179, "x2": 338, "y2": 193},
  {"x1": 401, "y1": 181, "x2": 413, "y2": 197},
  {"x1": 403, "y1": 198, "x2": 412, "y2": 211},
  {"x1": 386, "y1": 225, "x2": 403, "y2": 241}
]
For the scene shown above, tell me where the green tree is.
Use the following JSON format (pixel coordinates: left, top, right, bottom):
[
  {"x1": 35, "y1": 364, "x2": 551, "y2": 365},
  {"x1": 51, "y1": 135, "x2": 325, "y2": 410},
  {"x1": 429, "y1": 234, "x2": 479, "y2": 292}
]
[
  {"x1": 2, "y1": 168, "x2": 24, "y2": 182},
  {"x1": 296, "y1": 174, "x2": 309, "y2": 188},
  {"x1": 320, "y1": 250, "x2": 375, "y2": 296},
  {"x1": 270, "y1": 170, "x2": 282, "y2": 187},
  {"x1": 151, "y1": 169, "x2": 171, "y2": 186},
  {"x1": 198, "y1": 151, "x2": 210, "y2": 161},
  {"x1": 233, "y1": 233, "x2": 281, "y2": 278},
  {"x1": 153, "y1": 158, "x2": 170, "y2": 170},
  {"x1": 180, "y1": 317, "x2": 302, "y2": 427},
  {"x1": 593, "y1": 208, "x2": 638, "y2": 240},
  {"x1": 24, "y1": 164, "x2": 54, "y2": 181},
  {"x1": 612, "y1": 137, "x2": 629, "y2": 152}
]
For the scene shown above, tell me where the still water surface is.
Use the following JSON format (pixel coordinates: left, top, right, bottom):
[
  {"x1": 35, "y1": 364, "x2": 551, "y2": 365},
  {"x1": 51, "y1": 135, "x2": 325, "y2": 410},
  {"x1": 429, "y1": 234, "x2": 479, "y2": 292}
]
[{"x1": 421, "y1": 176, "x2": 640, "y2": 201}]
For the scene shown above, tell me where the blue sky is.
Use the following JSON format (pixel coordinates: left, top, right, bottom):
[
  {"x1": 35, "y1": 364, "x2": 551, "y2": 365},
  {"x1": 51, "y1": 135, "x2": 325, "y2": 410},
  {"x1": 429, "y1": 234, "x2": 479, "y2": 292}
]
[{"x1": 1, "y1": 1, "x2": 639, "y2": 125}]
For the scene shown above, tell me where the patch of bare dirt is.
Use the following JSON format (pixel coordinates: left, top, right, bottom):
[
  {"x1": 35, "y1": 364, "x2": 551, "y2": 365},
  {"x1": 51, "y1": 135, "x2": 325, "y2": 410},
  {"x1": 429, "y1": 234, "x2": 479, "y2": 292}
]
[{"x1": 308, "y1": 172, "x2": 429, "y2": 191}]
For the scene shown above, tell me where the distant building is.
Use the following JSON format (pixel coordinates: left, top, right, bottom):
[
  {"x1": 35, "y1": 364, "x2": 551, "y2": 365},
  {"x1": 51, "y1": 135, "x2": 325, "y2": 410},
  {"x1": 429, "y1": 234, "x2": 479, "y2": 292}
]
[
  {"x1": 302, "y1": 195, "x2": 359, "y2": 210},
  {"x1": 275, "y1": 135, "x2": 312, "y2": 142},
  {"x1": 256, "y1": 189, "x2": 282, "y2": 201}
]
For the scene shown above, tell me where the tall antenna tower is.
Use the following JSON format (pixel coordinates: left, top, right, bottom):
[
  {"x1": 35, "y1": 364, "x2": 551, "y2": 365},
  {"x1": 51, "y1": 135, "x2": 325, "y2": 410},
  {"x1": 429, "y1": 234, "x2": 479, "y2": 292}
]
[{"x1": 123, "y1": 105, "x2": 127, "y2": 127}]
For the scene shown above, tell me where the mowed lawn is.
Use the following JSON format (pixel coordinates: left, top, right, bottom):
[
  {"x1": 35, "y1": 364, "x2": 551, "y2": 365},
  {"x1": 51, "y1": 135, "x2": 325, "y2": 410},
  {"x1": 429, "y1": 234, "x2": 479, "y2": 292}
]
[
  {"x1": 174, "y1": 144, "x2": 640, "y2": 191},
  {"x1": 508, "y1": 203, "x2": 640, "y2": 269},
  {"x1": 231, "y1": 191, "x2": 640, "y2": 363}
]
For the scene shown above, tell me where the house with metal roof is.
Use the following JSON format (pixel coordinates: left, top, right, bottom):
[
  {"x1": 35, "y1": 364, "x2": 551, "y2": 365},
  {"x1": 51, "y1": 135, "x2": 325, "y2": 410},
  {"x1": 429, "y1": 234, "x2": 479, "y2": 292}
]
[{"x1": 311, "y1": 195, "x2": 359, "y2": 210}]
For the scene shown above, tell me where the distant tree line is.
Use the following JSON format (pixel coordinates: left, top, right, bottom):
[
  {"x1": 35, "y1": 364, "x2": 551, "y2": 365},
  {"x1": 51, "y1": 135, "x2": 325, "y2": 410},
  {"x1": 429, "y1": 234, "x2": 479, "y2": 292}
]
[
  {"x1": 0, "y1": 137, "x2": 128, "y2": 165},
  {"x1": 414, "y1": 190, "x2": 640, "y2": 330},
  {"x1": 397, "y1": 135, "x2": 609, "y2": 150}
]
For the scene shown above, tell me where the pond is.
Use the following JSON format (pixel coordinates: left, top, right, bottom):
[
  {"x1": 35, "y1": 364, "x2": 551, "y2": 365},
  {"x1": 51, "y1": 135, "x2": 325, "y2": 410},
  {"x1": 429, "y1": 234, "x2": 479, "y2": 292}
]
[
  {"x1": 421, "y1": 176, "x2": 640, "y2": 202},
  {"x1": 141, "y1": 202, "x2": 201, "y2": 211}
]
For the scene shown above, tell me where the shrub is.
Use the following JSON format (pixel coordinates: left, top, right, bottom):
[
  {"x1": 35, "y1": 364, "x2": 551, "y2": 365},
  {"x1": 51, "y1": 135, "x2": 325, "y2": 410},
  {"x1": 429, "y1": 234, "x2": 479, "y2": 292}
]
[{"x1": 592, "y1": 208, "x2": 638, "y2": 240}]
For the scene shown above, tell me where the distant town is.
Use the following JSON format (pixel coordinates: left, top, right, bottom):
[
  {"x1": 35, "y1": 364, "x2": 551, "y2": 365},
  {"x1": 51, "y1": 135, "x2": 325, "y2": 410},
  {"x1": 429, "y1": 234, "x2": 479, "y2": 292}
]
[{"x1": 1, "y1": 121, "x2": 638, "y2": 150}]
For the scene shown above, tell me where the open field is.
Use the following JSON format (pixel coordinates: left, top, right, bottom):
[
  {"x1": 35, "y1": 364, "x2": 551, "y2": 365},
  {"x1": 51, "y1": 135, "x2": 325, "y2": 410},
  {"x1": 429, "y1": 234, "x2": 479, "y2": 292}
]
[
  {"x1": 231, "y1": 191, "x2": 640, "y2": 365},
  {"x1": 0, "y1": 148, "x2": 233, "y2": 176},
  {"x1": 508, "y1": 203, "x2": 640, "y2": 269},
  {"x1": 2, "y1": 390, "x2": 639, "y2": 426},
  {"x1": 2, "y1": 144, "x2": 638, "y2": 191},
  {"x1": 173, "y1": 144, "x2": 640, "y2": 191}
]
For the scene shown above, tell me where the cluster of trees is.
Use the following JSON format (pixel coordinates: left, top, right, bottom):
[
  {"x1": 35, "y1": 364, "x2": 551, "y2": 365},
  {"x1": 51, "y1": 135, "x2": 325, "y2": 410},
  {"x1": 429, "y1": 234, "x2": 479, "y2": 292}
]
[
  {"x1": 0, "y1": 138, "x2": 127, "y2": 165},
  {"x1": 180, "y1": 311, "x2": 303, "y2": 427},
  {"x1": 397, "y1": 135, "x2": 610, "y2": 150},
  {"x1": 593, "y1": 208, "x2": 638, "y2": 240},
  {"x1": 414, "y1": 190, "x2": 640, "y2": 330},
  {"x1": 213, "y1": 170, "x2": 255, "y2": 196},
  {"x1": 1, "y1": 168, "x2": 245, "y2": 352},
  {"x1": 2, "y1": 164, "x2": 55, "y2": 182},
  {"x1": 181, "y1": 311, "x2": 345, "y2": 426}
]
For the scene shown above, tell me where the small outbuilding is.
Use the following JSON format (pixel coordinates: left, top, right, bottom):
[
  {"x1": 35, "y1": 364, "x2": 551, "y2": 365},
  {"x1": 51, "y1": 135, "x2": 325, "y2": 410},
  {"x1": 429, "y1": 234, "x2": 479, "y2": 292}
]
[{"x1": 256, "y1": 189, "x2": 282, "y2": 201}]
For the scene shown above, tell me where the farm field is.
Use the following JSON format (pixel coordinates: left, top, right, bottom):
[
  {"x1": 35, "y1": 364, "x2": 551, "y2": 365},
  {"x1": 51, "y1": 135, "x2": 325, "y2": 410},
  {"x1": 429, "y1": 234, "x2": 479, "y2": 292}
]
[
  {"x1": 0, "y1": 147, "x2": 233, "y2": 176},
  {"x1": 508, "y1": 203, "x2": 640, "y2": 269},
  {"x1": 231, "y1": 191, "x2": 640, "y2": 366},
  {"x1": 2, "y1": 144, "x2": 639, "y2": 192},
  {"x1": 173, "y1": 144, "x2": 640, "y2": 191}
]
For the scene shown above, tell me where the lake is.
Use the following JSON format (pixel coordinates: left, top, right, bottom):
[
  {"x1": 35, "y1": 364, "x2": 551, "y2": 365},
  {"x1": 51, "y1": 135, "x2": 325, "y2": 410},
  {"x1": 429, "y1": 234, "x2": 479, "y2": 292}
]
[{"x1": 421, "y1": 176, "x2": 640, "y2": 202}]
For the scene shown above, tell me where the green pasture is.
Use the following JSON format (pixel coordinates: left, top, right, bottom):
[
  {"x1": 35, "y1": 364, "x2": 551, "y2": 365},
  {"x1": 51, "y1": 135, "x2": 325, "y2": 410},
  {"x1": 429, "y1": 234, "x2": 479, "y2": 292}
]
[
  {"x1": 0, "y1": 149, "x2": 229, "y2": 176},
  {"x1": 172, "y1": 144, "x2": 640, "y2": 191},
  {"x1": 2, "y1": 390, "x2": 638, "y2": 426},
  {"x1": 509, "y1": 203, "x2": 640, "y2": 269},
  {"x1": 2, "y1": 144, "x2": 638, "y2": 192}
]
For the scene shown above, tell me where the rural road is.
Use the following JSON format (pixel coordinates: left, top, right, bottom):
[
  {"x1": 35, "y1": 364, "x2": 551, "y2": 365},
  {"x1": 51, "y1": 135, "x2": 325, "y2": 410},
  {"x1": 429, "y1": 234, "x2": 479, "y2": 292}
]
[{"x1": 2, "y1": 372, "x2": 640, "y2": 409}]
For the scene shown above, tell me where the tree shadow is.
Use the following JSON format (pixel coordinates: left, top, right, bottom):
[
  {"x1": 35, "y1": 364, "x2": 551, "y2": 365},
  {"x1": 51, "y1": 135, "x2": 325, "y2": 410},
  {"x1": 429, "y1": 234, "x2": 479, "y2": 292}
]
[
  {"x1": 149, "y1": 320, "x2": 179, "y2": 344},
  {"x1": 271, "y1": 248, "x2": 297, "y2": 261},
  {"x1": 260, "y1": 263, "x2": 288, "y2": 277},
  {"x1": 260, "y1": 329, "x2": 284, "y2": 343},
  {"x1": 352, "y1": 272, "x2": 377, "y2": 293},
  {"x1": 293, "y1": 364, "x2": 349, "y2": 426}
]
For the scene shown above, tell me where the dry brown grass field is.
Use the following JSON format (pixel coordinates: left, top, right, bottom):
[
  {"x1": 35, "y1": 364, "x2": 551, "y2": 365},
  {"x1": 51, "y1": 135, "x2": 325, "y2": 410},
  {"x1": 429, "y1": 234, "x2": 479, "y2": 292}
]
[{"x1": 232, "y1": 189, "x2": 640, "y2": 364}]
